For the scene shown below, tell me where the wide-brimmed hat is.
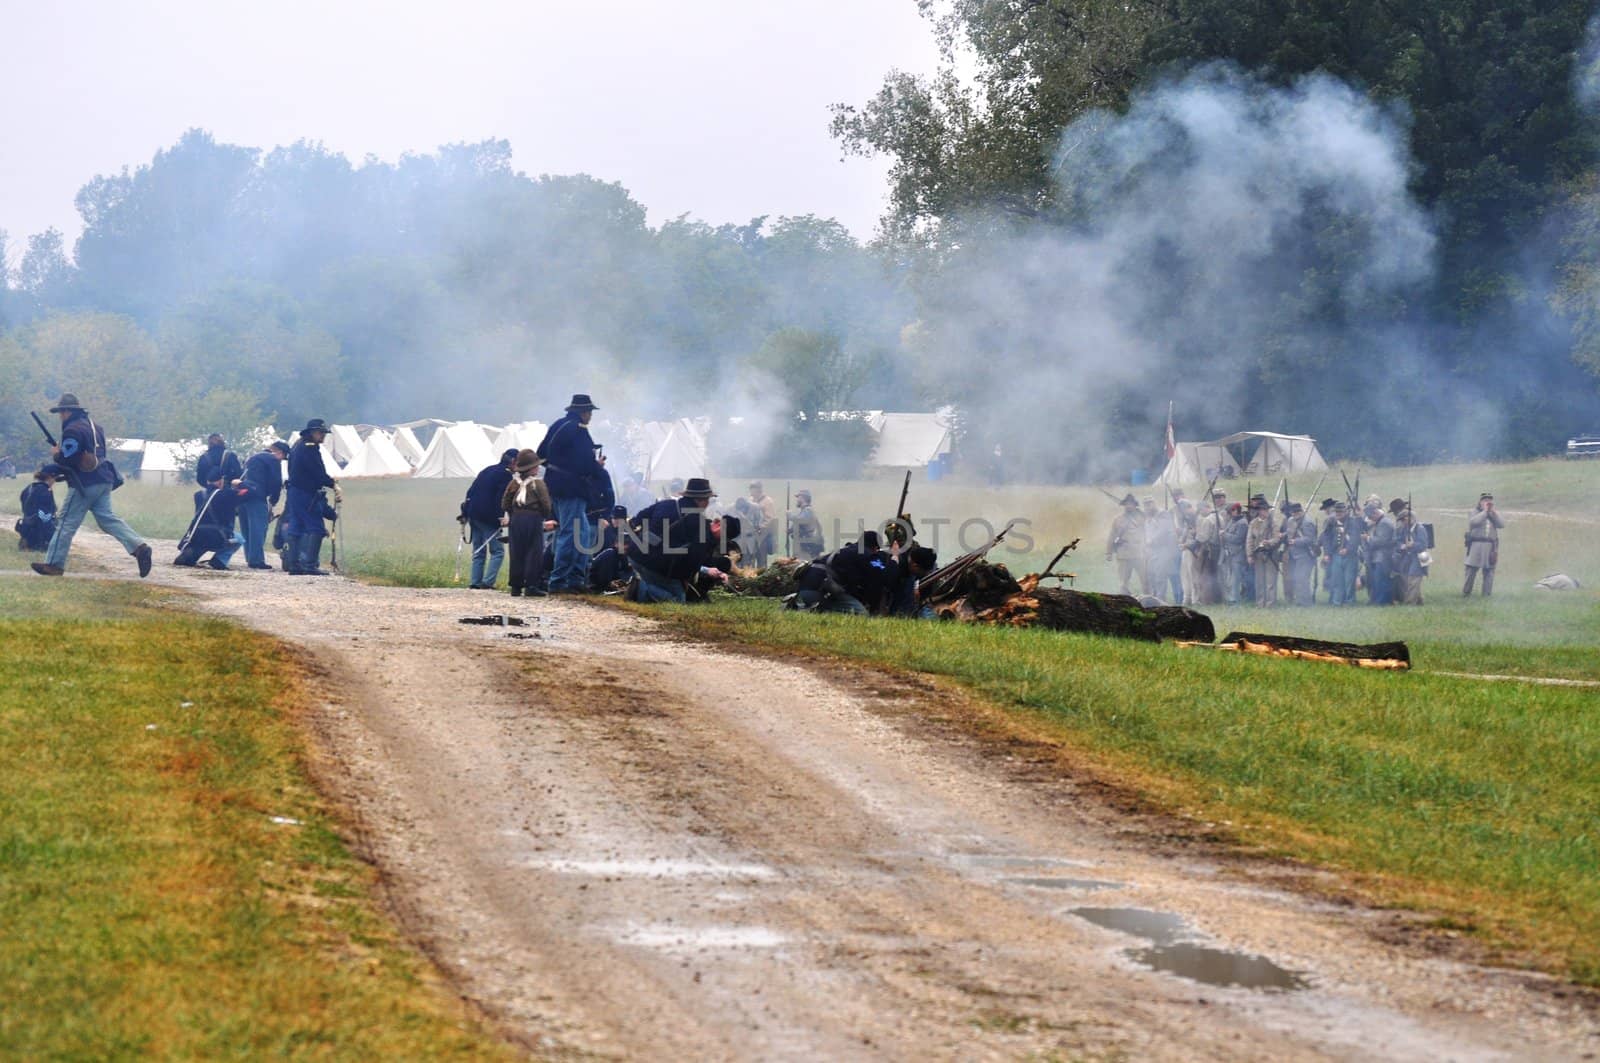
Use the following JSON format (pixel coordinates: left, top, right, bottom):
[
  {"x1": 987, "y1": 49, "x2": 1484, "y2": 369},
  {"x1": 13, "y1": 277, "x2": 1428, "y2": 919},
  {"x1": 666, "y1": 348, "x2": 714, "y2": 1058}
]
[
  {"x1": 47, "y1": 393, "x2": 84, "y2": 413},
  {"x1": 1319, "y1": 498, "x2": 1337, "y2": 511},
  {"x1": 1119, "y1": 493, "x2": 1137, "y2": 506},
  {"x1": 514, "y1": 448, "x2": 540, "y2": 473},
  {"x1": 300, "y1": 418, "x2": 330, "y2": 435},
  {"x1": 1479, "y1": 492, "x2": 1494, "y2": 501},
  {"x1": 680, "y1": 477, "x2": 715, "y2": 499},
  {"x1": 565, "y1": 394, "x2": 598, "y2": 412},
  {"x1": 1389, "y1": 497, "x2": 1406, "y2": 514},
  {"x1": 269, "y1": 439, "x2": 291, "y2": 455}
]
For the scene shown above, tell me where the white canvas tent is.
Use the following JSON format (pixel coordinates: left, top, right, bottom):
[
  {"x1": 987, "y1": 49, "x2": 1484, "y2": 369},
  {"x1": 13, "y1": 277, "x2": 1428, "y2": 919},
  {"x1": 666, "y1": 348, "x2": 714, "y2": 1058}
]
[
  {"x1": 391, "y1": 426, "x2": 425, "y2": 466},
  {"x1": 319, "y1": 442, "x2": 345, "y2": 480},
  {"x1": 633, "y1": 419, "x2": 709, "y2": 483},
  {"x1": 490, "y1": 421, "x2": 549, "y2": 456},
  {"x1": 412, "y1": 421, "x2": 497, "y2": 478},
  {"x1": 341, "y1": 430, "x2": 413, "y2": 478},
  {"x1": 326, "y1": 424, "x2": 364, "y2": 465},
  {"x1": 1158, "y1": 432, "x2": 1327, "y2": 485},
  {"x1": 867, "y1": 412, "x2": 954, "y2": 469},
  {"x1": 136, "y1": 441, "x2": 186, "y2": 485}
]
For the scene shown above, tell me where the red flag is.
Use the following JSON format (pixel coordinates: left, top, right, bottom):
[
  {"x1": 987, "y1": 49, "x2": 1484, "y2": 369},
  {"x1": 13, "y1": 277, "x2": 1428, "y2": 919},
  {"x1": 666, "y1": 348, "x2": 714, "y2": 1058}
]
[{"x1": 1164, "y1": 402, "x2": 1176, "y2": 460}]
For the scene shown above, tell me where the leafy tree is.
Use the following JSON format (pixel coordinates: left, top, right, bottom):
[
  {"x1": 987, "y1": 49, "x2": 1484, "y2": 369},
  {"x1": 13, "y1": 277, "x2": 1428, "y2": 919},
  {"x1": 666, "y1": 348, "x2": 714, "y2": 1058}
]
[{"x1": 18, "y1": 229, "x2": 75, "y2": 308}]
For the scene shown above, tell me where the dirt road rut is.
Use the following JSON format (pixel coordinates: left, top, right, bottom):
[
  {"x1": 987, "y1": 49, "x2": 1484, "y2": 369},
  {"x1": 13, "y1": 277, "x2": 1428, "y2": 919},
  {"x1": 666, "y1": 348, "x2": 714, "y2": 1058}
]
[{"x1": 61, "y1": 534, "x2": 1600, "y2": 1060}]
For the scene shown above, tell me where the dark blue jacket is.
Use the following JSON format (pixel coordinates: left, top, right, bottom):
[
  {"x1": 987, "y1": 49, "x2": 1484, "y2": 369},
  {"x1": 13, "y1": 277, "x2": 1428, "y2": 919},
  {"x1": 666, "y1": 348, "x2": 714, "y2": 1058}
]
[
  {"x1": 20, "y1": 481, "x2": 56, "y2": 520},
  {"x1": 537, "y1": 414, "x2": 602, "y2": 501},
  {"x1": 53, "y1": 411, "x2": 117, "y2": 488},
  {"x1": 464, "y1": 462, "x2": 513, "y2": 524},
  {"x1": 287, "y1": 439, "x2": 336, "y2": 491},
  {"x1": 196, "y1": 445, "x2": 243, "y2": 488},
  {"x1": 240, "y1": 450, "x2": 284, "y2": 506}
]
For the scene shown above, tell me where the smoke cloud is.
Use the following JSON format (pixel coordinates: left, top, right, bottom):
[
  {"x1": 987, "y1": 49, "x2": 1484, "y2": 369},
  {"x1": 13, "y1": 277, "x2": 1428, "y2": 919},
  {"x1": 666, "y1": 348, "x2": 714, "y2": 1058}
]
[{"x1": 912, "y1": 64, "x2": 1542, "y2": 480}]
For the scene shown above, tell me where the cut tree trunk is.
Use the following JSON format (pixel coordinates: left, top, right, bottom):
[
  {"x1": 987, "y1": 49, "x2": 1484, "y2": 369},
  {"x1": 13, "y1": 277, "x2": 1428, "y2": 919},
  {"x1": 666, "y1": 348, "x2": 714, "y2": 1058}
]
[
  {"x1": 1213, "y1": 631, "x2": 1410, "y2": 667},
  {"x1": 926, "y1": 564, "x2": 1216, "y2": 642}
]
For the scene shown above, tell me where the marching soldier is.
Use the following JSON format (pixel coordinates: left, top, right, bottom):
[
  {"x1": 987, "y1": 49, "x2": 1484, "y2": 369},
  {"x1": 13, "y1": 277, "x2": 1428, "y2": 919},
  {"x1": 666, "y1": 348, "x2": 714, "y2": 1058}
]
[
  {"x1": 1463, "y1": 492, "x2": 1505, "y2": 596},
  {"x1": 1142, "y1": 496, "x2": 1180, "y2": 602},
  {"x1": 1394, "y1": 506, "x2": 1429, "y2": 605},
  {"x1": 1105, "y1": 494, "x2": 1145, "y2": 596},
  {"x1": 1281, "y1": 501, "x2": 1319, "y2": 606},
  {"x1": 1361, "y1": 495, "x2": 1396, "y2": 605},
  {"x1": 1318, "y1": 499, "x2": 1360, "y2": 605},
  {"x1": 1246, "y1": 494, "x2": 1280, "y2": 606},
  {"x1": 1219, "y1": 502, "x2": 1249, "y2": 604}
]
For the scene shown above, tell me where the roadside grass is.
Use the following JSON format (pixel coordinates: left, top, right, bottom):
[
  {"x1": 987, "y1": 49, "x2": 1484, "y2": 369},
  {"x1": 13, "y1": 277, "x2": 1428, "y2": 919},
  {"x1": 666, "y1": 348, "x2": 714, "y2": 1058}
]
[
  {"x1": 0, "y1": 576, "x2": 513, "y2": 1059},
  {"x1": 649, "y1": 597, "x2": 1600, "y2": 985}
]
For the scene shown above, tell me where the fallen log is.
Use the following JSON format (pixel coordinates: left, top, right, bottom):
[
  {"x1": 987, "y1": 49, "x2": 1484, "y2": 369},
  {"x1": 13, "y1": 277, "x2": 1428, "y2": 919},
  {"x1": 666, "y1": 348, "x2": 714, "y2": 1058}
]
[
  {"x1": 1216, "y1": 631, "x2": 1410, "y2": 666},
  {"x1": 1175, "y1": 631, "x2": 1411, "y2": 669}
]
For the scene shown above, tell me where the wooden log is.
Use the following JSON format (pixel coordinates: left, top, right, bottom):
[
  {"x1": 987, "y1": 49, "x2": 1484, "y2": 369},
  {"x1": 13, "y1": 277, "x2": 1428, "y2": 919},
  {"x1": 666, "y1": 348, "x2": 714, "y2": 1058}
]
[
  {"x1": 1216, "y1": 631, "x2": 1410, "y2": 665},
  {"x1": 934, "y1": 580, "x2": 1215, "y2": 643}
]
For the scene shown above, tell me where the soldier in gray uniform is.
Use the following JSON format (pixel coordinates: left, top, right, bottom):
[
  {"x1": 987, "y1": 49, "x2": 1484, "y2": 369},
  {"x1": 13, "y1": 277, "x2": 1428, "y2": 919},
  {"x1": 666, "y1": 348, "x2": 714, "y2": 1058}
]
[
  {"x1": 787, "y1": 489, "x2": 825, "y2": 560},
  {"x1": 1281, "y1": 501, "x2": 1319, "y2": 606},
  {"x1": 1361, "y1": 496, "x2": 1396, "y2": 605},
  {"x1": 1219, "y1": 502, "x2": 1248, "y2": 604},
  {"x1": 1463, "y1": 492, "x2": 1505, "y2": 596},
  {"x1": 1105, "y1": 494, "x2": 1146, "y2": 595},
  {"x1": 1246, "y1": 494, "x2": 1280, "y2": 606}
]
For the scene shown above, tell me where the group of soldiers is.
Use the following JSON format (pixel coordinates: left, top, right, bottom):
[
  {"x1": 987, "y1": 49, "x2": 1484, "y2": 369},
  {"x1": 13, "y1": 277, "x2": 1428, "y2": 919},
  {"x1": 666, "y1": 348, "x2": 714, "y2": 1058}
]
[{"x1": 1106, "y1": 487, "x2": 1505, "y2": 607}]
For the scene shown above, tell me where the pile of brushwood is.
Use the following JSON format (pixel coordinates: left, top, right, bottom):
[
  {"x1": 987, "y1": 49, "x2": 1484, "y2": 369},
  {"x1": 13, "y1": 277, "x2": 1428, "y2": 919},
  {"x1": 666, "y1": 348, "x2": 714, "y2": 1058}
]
[
  {"x1": 727, "y1": 532, "x2": 1214, "y2": 643},
  {"x1": 920, "y1": 559, "x2": 1215, "y2": 642}
]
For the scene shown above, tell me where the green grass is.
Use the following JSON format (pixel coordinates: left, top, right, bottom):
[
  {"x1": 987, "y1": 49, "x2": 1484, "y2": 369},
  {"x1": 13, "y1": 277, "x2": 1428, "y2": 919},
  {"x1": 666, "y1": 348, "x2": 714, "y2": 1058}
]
[
  {"x1": 653, "y1": 598, "x2": 1600, "y2": 983},
  {"x1": 0, "y1": 575, "x2": 512, "y2": 1059}
]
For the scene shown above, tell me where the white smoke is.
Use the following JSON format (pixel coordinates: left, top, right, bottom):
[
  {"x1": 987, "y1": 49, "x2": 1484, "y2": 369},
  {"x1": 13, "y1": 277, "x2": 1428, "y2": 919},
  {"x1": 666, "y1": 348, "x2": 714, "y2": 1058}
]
[{"x1": 919, "y1": 65, "x2": 1439, "y2": 478}]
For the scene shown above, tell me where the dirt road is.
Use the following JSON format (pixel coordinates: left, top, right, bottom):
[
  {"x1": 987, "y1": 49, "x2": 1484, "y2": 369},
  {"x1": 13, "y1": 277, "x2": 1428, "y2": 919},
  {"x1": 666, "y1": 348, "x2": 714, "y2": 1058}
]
[{"x1": 53, "y1": 532, "x2": 1600, "y2": 1060}]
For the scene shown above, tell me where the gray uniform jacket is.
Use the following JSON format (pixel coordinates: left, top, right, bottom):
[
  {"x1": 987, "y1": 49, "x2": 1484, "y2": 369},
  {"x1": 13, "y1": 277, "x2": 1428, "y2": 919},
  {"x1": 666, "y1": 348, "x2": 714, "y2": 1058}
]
[
  {"x1": 1465, "y1": 507, "x2": 1504, "y2": 568},
  {"x1": 1284, "y1": 515, "x2": 1319, "y2": 561}
]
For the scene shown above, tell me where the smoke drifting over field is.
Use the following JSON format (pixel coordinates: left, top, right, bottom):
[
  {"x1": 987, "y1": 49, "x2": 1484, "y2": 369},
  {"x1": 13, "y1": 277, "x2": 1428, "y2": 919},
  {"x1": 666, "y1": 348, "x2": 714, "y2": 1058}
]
[{"x1": 915, "y1": 66, "x2": 1463, "y2": 479}]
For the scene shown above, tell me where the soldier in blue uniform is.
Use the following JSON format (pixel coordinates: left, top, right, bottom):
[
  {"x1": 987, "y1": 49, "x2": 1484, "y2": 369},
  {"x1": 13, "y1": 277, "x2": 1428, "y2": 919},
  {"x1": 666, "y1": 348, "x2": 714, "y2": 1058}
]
[
  {"x1": 462, "y1": 448, "x2": 517, "y2": 589},
  {"x1": 31, "y1": 393, "x2": 152, "y2": 578},
  {"x1": 283, "y1": 419, "x2": 341, "y2": 576},
  {"x1": 193, "y1": 434, "x2": 244, "y2": 520},
  {"x1": 537, "y1": 394, "x2": 607, "y2": 593},
  {"x1": 15, "y1": 468, "x2": 58, "y2": 551},
  {"x1": 238, "y1": 440, "x2": 289, "y2": 570},
  {"x1": 628, "y1": 478, "x2": 727, "y2": 603}
]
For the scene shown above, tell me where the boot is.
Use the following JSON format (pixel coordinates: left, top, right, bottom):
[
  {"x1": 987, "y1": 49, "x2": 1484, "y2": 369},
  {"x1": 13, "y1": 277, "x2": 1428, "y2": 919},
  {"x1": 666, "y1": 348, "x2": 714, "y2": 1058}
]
[{"x1": 1482, "y1": 568, "x2": 1494, "y2": 597}]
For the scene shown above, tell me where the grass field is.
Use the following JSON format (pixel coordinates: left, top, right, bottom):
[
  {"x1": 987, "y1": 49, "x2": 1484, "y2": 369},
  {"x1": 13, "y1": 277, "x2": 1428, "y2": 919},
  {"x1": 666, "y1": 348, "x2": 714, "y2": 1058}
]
[
  {"x1": 0, "y1": 549, "x2": 511, "y2": 1058},
  {"x1": 56, "y1": 457, "x2": 1600, "y2": 984}
]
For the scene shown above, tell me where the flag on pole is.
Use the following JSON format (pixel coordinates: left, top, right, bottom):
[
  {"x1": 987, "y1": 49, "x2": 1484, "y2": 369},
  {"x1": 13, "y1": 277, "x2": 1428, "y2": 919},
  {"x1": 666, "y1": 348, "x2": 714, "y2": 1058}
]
[{"x1": 1164, "y1": 401, "x2": 1176, "y2": 460}]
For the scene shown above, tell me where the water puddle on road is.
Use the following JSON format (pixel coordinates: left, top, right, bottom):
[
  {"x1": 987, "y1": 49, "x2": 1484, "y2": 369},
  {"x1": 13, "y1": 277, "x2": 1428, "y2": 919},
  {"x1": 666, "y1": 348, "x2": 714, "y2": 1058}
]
[
  {"x1": 1070, "y1": 907, "x2": 1308, "y2": 992},
  {"x1": 1006, "y1": 877, "x2": 1124, "y2": 892},
  {"x1": 1071, "y1": 907, "x2": 1190, "y2": 945},
  {"x1": 1129, "y1": 942, "x2": 1308, "y2": 991}
]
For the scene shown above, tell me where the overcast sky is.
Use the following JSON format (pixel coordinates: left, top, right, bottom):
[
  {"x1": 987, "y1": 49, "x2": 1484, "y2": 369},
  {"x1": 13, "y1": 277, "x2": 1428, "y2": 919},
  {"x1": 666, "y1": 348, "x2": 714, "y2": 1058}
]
[{"x1": 0, "y1": 0, "x2": 942, "y2": 255}]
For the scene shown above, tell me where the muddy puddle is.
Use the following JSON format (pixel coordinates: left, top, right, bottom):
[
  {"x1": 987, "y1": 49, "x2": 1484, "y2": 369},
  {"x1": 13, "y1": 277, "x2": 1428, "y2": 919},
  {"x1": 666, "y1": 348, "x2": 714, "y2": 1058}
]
[{"x1": 1071, "y1": 907, "x2": 1308, "y2": 992}]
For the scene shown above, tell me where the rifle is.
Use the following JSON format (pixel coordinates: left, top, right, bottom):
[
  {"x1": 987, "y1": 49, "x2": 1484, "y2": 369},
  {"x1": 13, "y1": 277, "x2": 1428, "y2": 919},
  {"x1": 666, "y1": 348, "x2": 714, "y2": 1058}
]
[
  {"x1": 1096, "y1": 486, "x2": 1127, "y2": 506},
  {"x1": 1339, "y1": 467, "x2": 1357, "y2": 508},
  {"x1": 784, "y1": 481, "x2": 791, "y2": 557},
  {"x1": 888, "y1": 469, "x2": 913, "y2": 545},
  {"x1": 30, "y1": 411, "x2": 58, "y2": 449},
  {"x1": 1304, "y1": 470, "x2": 1328, "y2": 510},
  {"x1": 329, "y1": 495, "x2": 341, "y2": 572}
]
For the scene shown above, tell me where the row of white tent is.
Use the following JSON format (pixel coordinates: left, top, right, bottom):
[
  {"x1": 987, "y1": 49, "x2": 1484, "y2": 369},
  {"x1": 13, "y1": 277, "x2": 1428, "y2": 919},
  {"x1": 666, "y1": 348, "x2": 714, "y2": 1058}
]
[
  {"x1": 1157, "y1": 431, "x2": 1328, "y2": 486},
  {"x1": 111, "y1": 409, "x2": 959, "y2": 484}
]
